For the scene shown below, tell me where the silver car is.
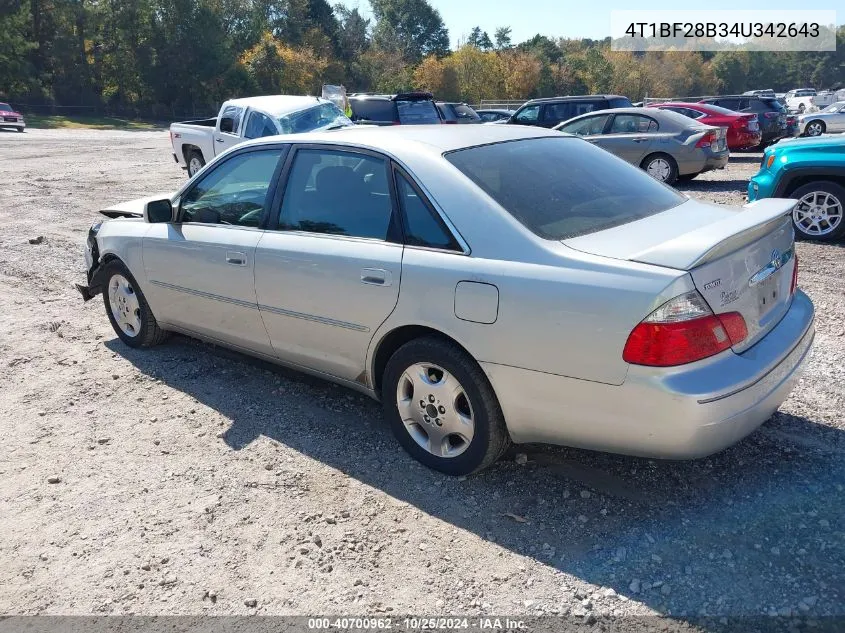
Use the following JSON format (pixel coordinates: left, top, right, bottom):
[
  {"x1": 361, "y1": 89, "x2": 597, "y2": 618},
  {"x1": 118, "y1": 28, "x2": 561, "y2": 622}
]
[
  {"x1": 78, "y1": 125, "x2": 814, "y2": 475},
  {"x1": 554, "y1": 107, "x2": 729, "y2": 185},
  {"x1": 799, "y1": 102, "x2": 845, "y2": 137}
]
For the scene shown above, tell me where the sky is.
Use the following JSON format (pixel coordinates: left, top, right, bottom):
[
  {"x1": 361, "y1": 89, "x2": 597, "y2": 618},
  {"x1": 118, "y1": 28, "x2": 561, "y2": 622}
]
[{"x1": 337, "y1": 1, "x2": 841, "y2": 46}]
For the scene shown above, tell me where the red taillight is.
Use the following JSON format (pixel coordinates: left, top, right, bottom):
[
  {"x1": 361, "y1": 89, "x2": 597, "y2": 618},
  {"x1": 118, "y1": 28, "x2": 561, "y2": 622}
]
[
  {"x1": 763, "y1": 112, "x2": 779, "y2": 120},
  {"x1": 791, "y1": 253, "x2": 799, "y2": 294},
  {"x1": 695, "y1": 130, "x2": 718, "y2": 148},
  {"x1": 623, "y1": 291, "x2": 747, "y2": 367}
]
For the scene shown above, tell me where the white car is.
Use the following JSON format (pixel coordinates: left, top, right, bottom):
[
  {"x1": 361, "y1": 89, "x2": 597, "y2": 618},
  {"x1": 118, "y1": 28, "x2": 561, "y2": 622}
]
[
  {"x1": 169, "y1": 96, "x2": 353, "y2": 177},
  {"x1": 784, "y1": 89, "x2": 817, "y2": 113}
]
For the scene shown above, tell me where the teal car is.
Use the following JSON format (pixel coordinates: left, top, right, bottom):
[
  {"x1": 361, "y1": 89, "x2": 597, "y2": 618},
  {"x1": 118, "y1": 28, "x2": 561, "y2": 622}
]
[{"x1": 748, "y1": 136, "x2": 845, "y2": 241}]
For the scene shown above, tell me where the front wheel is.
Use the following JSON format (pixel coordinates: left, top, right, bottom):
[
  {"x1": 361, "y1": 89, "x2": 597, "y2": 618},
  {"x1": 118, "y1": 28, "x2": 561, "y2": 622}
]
[
  {"x1": 382, "y1": 337, "x2": 510, "y2": 476},
  {"x1": 642, "y1": 153, "x2": 678, "y2": 185},
  {"x1": 790, "y1": 181, "x2": 845, "y2": 241},
  {"x1": 804, "y1": 120, "x2": 825, "y2": 137},
  {"x1": 102, "y1": 260, "x2": 169, "y2": 348}
]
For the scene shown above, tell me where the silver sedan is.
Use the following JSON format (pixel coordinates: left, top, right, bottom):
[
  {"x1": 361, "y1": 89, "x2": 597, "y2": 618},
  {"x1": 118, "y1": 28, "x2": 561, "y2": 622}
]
[
  {"x1": 554, "y1": 107, "x2": 729, "y2": 185},
  {"x1": 799, "y1": 102, "x2": 845, "y2": 137},
  {"x1": 78, "y1": 125, "x2": 814, "y2": 475}
]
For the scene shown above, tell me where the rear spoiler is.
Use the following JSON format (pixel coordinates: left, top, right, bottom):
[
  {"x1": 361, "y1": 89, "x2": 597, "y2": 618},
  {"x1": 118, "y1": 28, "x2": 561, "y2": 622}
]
[{"x1": 631, "y1": 199, "x2": 796, "y2": 270}]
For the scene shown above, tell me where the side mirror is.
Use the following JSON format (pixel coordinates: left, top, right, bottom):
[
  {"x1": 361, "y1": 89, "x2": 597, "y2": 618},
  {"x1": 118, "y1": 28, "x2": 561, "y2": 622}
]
[{"x1": 144, "y1": 199, "x2": 173, "y2": 223}]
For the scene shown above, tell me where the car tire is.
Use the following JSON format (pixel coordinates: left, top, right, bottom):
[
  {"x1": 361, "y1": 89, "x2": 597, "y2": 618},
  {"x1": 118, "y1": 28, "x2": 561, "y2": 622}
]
[
  {"x1": 17, "y1": 128, "x2": 24, "y2": 133},
  {"x1": 789, "y1": 181, "x2": 845, "y2": 242},
  {"x1": 101, "y1": 259, "x2": 169, "y2": 348},
  {"x1": 382, "y1": 336, "x2": 510, "y2": 476},
  {"x1": 187, "y1": 149, "x2": 205, "y2": 177},
  {"x1": 804, "y1": 120, "x2": 825, "y2": 137},
  {"x1": 641, "y1": 153, "x2": 678, "y2": 185}
]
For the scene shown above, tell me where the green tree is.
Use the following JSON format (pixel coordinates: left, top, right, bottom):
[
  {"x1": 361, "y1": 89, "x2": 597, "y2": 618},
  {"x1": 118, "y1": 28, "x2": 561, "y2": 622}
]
[
  {"x1": 370, "y1": 0, "x2": 449, "y2": 63},
  {"x1": 494, "y1": 26, "x2": 511, "y2": 50},
  {"x1": 467, "y1": 26, "x2": 492, "y2": 50},
  {"x1": 0, "y1": 2, "x2": 35, "y2": 97}
]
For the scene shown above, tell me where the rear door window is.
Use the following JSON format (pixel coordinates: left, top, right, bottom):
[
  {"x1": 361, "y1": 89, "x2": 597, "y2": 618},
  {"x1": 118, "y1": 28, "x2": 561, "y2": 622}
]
[
  {"x1": 350, "y1": 100, "x2": 396, "y2": 123},
  {"x1": 278, "y1": 149, "x2": 393, "y2": 240},
  {"x1": 608, "y1": 114, "x2": 658, "y2": 133},
  {"x1": 446, "y1": 137, "x2": 684, "y2": 240},
  {"x1": 395, "y1": 171, "x2": 460, "y2": 250},
  {"x1": 396, "y1": 100, "x2": 441, "y2": 124},
  {"x1": 219, "y1": 105, "x2": 243, "y2": 135}
]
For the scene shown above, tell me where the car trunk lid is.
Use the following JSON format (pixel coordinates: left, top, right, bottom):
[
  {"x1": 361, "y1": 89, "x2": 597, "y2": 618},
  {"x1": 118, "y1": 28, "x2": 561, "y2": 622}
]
[{"x1": 564, "y1": 197, "x2": 797, "y2": 351}]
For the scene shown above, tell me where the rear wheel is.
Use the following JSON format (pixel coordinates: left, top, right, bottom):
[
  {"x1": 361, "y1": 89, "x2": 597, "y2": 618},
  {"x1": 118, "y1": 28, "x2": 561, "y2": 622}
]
[
  {"x1": 102, "y1": 260, "x2": 169, "y2": 348},
  {"x1": 186, "y1": 149, "x2": 205, "y2": 177},
  {"x1": 790, "y1": 181, "x2": 845, "y2": 241},
  {"x1": 17, "y1": 127, "x2": 24, "y2": 133},
  {"x1": 805, "y1": 120, "x2": 825, "y2": 137},
  {"x1": 642, "y1": 153, "x2": 678, "y2": 185},
  {"x1": 382, "y1": 337, "x2": 510, "y2": 476}
]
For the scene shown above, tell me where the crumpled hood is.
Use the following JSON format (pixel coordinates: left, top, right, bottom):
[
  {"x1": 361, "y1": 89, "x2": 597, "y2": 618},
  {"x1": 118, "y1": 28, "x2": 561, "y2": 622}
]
[{"x1": 100, "y1": 193, "x2": 174, "y2": 219}]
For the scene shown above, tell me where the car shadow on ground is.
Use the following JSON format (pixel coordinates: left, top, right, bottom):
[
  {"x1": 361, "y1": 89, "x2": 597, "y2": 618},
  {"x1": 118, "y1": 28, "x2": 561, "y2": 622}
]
[
  {"x1": 678, "y1": 179, "x2": 749, "y2": 195},
  {"x1": 109, "y1": 336, "x2": 845, "y2": 629},
  {"x1": 725, "y1": 155, "x2": 764, "y2": 164}
]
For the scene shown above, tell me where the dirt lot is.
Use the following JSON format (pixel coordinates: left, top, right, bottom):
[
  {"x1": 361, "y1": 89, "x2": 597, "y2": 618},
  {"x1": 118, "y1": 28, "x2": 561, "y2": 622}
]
[{"x1": 1, "y1": 128, "x2": 843, "y2": 624}]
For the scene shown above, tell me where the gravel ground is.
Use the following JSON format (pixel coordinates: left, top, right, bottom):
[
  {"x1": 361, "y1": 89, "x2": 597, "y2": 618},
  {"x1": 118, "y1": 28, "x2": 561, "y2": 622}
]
[{"x1": 0, "y1": 128, "x2": 843, "y2": 626}]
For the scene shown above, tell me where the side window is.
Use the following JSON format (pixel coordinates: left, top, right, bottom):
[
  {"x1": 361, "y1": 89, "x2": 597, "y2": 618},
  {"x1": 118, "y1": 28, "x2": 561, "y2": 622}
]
[
  {"x1": 609, "y1": 114, "x2": 657, "y2": 134},
  {"x1": 243, "y1": 111, "x2": 278, "y2": 139},
  {"x1": 279, "y1": 149, "x2": 393, "y2": 240},
  {"x1": 514, "y1": 105, "x2": 540, "y2": 122},
  {"x1": 180, "y1": 149, "x2": 283, "y2": 227},
  {"x1": 559, "y1": 114, "x2": 609, "y2": 136},
  {"x1": 395, "y1": 171, "x2": 460, "y2": 251},
  {"x1": 219, "y1": 105, "x2": 243, "y2": 134},
  {"x1": 544, "y1": 103, "x2": 576, "y2": 123}
]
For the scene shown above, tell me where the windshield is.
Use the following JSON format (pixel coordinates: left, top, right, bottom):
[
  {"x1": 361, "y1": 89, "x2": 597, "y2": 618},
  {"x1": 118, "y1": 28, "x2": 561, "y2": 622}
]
[
  {"x1": 446, "y1": 137, "x2": 685, "y2": 240},
  {"x1": 396, "y1": 100, "x2": 441, "y2": 124},
  {"x1": 0, "y1": 103, "x2": 12, "y2": 112},
  {"x1": 821, "y1": 103, "x2": 845, "y2": 113},
  {"x1": 279, "y1": 103, "x2": 352, "y2": 134},
  {"x1": 449, "y1": 104, "x2": 480, "y2": 121}
]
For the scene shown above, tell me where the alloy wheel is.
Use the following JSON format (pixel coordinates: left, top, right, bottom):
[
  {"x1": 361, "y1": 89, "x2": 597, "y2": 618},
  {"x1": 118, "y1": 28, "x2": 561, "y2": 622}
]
[
  {"x1": 108, "y1": 274, "x2": 142, "y2": 337},
  {"x1": 806, "y1": 122, "x2": 824, "y2": 137},
  {"x1": 794, "y1": 191, "x2": 843, "y2": 237},
  {"x1": 188, "y1": 156, "x2": 203, "y2": 176},
  {"x1": 395, "y1": 363, "x2": 475, "y2": 458}
]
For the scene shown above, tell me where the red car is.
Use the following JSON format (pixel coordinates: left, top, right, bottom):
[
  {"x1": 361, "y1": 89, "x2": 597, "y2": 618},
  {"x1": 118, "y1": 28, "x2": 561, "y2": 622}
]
[
  {"x1": 0, "y1": 102, "x2": 25, "y2": 132},
  {"x1": 647, "y1": 102, "x2": 761, "y2": 150}
]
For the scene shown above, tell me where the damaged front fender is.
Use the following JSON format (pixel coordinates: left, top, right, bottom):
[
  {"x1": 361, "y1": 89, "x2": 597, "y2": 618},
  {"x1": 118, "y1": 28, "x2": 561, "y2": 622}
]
[{"x1": 75, "y1": 262, "x2": 109, "y2": 302}]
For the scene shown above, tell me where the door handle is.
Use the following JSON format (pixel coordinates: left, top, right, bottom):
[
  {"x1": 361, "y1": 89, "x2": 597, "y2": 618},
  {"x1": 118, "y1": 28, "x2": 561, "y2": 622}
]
[
  {"x1": 632, "y1": 137, "x2": 648, "y2": 142},
  {"x1": 215, "y1": 138, "x2": 225, "y2": 143},
  {"x1": 361, "y1": 268, "x2": 392, "y2": 286},
  {"x1": 226, "y1": 251, "x2": 247, "y2": 266}
]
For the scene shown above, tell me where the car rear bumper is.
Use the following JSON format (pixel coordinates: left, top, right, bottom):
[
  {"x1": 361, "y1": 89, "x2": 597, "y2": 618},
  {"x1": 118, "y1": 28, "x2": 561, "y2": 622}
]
[
  {"x1": 729, "y1": 130, "x2": 762, "y2": 149},
  {"x1": 483, "y1": 290, "x2": 814, "y2": 459}
]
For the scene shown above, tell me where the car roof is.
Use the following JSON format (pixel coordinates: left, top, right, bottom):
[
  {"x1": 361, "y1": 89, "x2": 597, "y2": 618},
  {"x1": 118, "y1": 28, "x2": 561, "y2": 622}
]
[
  {"x1": 240, "y1": 124, "x2": 563, "y2": 156},
  {"x1": 224, "y1": 95, "x2": 329, "y2": 117},
  {"x1": 561, "y1": 107, "x2": 709, "y2": 130},
  {"x1": 524, "y1": 95, "x2": 628, "y2": 105}
]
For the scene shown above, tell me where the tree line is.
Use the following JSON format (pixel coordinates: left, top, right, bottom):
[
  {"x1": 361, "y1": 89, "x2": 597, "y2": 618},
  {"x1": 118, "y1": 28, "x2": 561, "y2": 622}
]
[{"x1": 0, "y1": 0, "x2": 843, "y2": 119}]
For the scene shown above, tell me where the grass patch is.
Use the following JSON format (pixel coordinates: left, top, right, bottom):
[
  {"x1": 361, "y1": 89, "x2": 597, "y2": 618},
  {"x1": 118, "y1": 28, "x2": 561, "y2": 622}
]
[{"x1": 25, "y1": 114, "x2": 165, "y2": 130}]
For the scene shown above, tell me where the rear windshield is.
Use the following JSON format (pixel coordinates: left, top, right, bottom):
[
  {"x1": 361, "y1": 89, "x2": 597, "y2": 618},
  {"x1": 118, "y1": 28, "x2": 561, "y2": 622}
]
[
  {"x1": 445, "y1": 137, "x2": 685, "y2": 240},
  {"x1": 763, "y1": 99, "x2": 786, "y2": 112},
  {"x1": 350, "y1": 99, "x2": 395, "y2": 122},
  {"x1": 397, "y1": 100, "x2": 441, "y2": 124},
  {"x1": 448, "y1": 104, "x2": 480, "y2": 121},
  {"x1": 700, "y1": 104, "x2": 742, "y2": 116}
]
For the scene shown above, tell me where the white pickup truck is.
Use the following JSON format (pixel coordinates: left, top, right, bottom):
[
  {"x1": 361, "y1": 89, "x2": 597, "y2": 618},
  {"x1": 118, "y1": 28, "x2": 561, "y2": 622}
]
[
  {"x1": 170, "y1": 95, "x2": 353, "y2": 177},
  {"x1": 784, "y1": 89, "x2": 844, "y2": 114}
]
